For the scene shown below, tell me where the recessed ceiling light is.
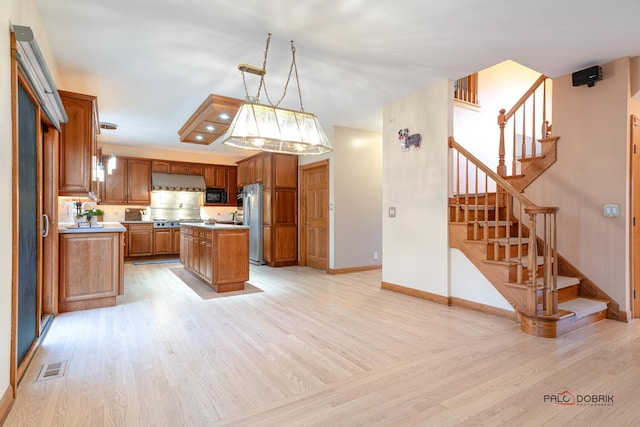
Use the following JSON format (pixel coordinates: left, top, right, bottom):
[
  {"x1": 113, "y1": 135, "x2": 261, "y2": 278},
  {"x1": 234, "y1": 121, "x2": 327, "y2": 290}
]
[
  {"x1": 195, "y1": 135, "x2": 204, "y2": 141},
  {"x1": 219, "y1": 113, "x2": 230, "y2": 120},
  {"x1": 205, "y1": 125, "x2": 215, "y2": 132}
]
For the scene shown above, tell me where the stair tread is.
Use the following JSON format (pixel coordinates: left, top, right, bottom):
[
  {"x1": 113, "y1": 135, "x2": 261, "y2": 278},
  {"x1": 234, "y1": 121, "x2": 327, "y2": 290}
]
[
  {"x1": 504, "y1": 276, "x2": 580, "y2": 290},
  {"x1": 510, "y1": 255, "x2": 544, "y2": 266},
  {"x1": 454, "y1": 205, "x2": 496, "y2": 210},
  {"x1": 475, "y1": 221, "x2": 513, "y2": 227},
  {"x1": 558, "y1": 298, "x2": 608, "y2": 319},
  {"x1": 519, "y1": 155, "x2": 546, "y2": 163},
  {"x1": 490, "y1": 237, "x2": 529, "y2": 245}
]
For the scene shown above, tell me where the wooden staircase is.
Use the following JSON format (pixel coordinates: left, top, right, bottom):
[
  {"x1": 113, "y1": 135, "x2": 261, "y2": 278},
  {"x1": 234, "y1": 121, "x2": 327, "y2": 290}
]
[{"x1": 449, "y1": 138, "x2": 610, "y2": 338}]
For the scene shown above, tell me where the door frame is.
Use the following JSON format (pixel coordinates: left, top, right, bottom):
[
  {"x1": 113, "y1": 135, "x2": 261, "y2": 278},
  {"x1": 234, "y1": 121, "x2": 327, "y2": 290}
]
[
  {"x1": 631, "y1": 115, "x2": 640, "y2": 318},
  {"x1": 299, "y1": 160, "x2": 330, "y2": 270}
]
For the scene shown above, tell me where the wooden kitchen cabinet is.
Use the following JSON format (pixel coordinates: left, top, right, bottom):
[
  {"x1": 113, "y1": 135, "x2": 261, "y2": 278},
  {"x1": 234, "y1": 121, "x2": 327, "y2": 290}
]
[
  {"x1": 181, "y1": 225, "x2": 248, "y2": 292},
  {"x1": 128, "y1": 223, "x2": 153, "y2": 256},
  {"x1": 58, "y1": 90, "x2": 98, "y2": 196},
  {"x1": 152, "y1": 160, "x2": 200, "y2": 175},
  {"x1": 127, "y1": 159, "x2": 152, "y2": 204},
  {"x1": 170, "y1": 162, "x2": 188, "y2": 175},
  {"x1": 58, "y1": 231, "x2": 124, "y2": 312},
  {"x1": 152, "y1": 160, "x2": 170, "y2": 173},
  {"x1": 227, "y1": 167, "x2": 238, "y2": 205},
  {"x1": 187, "y1": 163, "x2": 204, "y2": 176},
  {"x1": 236, "y1": 152, "x2": 298, "y2": 266},
  {"x1": 203, "y1": 164, "x2": 226, "y2": 188},
  {"x1": 100, "y1": 157, "x2": 151, "y2": 205},
  {"x1": 153, "y1": 228, "x2": 181, "y2": 255}
]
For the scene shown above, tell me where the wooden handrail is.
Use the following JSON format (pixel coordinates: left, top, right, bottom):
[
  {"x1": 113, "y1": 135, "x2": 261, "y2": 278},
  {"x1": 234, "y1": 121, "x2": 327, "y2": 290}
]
[
  {"x1": 497, "y1": 74, "x2": 551, "y2": 178},
  {"x1": 450, "y1": 137, "x2": 540, "y2": 209},
  {"x1": 504, "y1": 74, "x2": 548, "y2": 121},
  {"x1": 450, "y1": 136, "x2": 559, "y2": 317}
]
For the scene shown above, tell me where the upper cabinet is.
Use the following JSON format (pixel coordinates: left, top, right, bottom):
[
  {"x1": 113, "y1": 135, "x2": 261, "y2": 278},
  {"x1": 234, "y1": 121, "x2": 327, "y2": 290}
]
[
  {"x1": 152, "y1": 160, "x2": 203, "y2": 176},
  {"x1": 203, "y1": 165, "x2": 227, "y2": 188},
  {"x1": 58, "y1": 90, "x2": 98, "y2": 196},
  {"x1": 100, "y1": 156, "x2": 151, "y2": 205}
]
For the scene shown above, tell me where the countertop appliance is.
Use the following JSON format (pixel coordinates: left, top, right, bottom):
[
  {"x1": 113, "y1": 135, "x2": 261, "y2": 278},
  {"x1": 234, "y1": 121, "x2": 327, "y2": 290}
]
[{"x1": 243, "y1": 183, "x2": 264, "y2": 265}]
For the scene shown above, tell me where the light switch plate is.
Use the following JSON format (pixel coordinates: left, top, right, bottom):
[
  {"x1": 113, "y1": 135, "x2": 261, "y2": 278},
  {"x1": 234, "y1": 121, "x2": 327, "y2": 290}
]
[
  {"x1": 389, "y1": 207, "x2": 396, "y2": 218},
  {"x1": 603, "y1": 203, "x2": 620, "y2": 218}
]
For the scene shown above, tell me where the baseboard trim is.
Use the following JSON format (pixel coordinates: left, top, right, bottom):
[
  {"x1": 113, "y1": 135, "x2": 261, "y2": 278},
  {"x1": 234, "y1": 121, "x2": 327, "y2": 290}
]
[
  {"x1": 380, "y1": 282, "x2": 516, "y2": 321},
  {"x1": 0, "y1": 383, "x2": 14, "y2": 425},
  {"x1": 449, "y1": 296, "x2": 516, "y2": 321},
  {"x1": 328, "y1": 265, "x2": 382, "y2": 275},
  {"x1": 381, "y1": 282, "x2": 450, "y2": 305}
]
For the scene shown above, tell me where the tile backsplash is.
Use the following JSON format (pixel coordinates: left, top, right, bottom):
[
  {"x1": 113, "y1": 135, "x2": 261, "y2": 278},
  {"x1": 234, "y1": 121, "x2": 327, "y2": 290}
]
[{"x1": 57, "y1": 197, "x2": 239, "y2": 223}]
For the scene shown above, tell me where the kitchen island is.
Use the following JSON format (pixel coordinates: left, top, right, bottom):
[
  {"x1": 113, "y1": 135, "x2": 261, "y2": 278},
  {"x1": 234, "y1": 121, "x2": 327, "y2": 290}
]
[
  {"x1": 58, "y1": 222, "x2": 126, "y2": 312},
  {"x1": 180, "y1": 223, "x2": 250, "y2": 292}
]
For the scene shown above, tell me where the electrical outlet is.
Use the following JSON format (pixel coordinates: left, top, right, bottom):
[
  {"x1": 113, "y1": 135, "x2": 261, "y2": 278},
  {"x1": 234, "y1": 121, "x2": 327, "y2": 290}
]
[{"x1": 373, "y1": 251, "x2": 379, "y2": 260}]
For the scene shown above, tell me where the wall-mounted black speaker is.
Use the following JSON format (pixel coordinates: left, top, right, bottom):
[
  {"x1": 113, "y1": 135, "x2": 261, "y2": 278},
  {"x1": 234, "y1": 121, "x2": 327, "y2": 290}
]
[{"x1": 572, "y1": 65, "x2": 602, "y2": 87}]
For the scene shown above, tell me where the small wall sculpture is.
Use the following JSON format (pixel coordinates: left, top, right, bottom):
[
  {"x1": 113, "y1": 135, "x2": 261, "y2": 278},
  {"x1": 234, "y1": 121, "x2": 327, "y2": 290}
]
[{"x1": 398, "y1": 128, "x2": 421, "y2": 151}]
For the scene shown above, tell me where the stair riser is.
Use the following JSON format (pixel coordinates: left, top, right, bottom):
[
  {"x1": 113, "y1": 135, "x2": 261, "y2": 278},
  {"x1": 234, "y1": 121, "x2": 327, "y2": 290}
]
[
  {"x1": 466, "y1": 224, "x2": 520, "y2": 240},
  {"x1": 450, "y1": 207, "x2": 496, "y2": 222},
  {"x1": 449, "y1": 206, "x2": 510, "y2": 223},
  {"x1": 486, "y1": 243, "x2": 529, "y2": 261},
  {"x1": 508, "y1": 264, "x2": 546, "y2": 282},
  {"x1": 558, "y1": 285, "x2": 579, "y2": 303}
]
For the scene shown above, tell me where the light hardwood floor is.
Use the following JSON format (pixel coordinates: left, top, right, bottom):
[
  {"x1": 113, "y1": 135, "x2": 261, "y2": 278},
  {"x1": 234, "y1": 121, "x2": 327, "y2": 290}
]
[{"x1": 4, "y1": 263, "x2": 640, "y2": 426}]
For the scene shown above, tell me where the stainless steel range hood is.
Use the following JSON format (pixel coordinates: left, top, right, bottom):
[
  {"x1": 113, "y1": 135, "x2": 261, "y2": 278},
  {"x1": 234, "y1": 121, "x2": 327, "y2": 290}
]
[{"x1": 151, "y1": 173, "x2": 206, "y2": 192}]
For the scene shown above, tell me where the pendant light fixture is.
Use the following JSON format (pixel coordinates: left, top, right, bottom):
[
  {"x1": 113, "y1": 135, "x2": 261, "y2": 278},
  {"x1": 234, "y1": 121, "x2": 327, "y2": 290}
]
[
  {"x1": 220, "y1": 34, "x2": 333, "y2": 156},
  {"x1": 99, "y1": 122, "x2": 118, "y2": 175}
]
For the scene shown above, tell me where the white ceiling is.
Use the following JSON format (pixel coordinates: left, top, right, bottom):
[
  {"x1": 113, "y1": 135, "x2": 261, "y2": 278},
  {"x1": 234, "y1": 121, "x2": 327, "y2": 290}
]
[{"x1": 35, "y1": 0, "x2": 640, "y2": 162}]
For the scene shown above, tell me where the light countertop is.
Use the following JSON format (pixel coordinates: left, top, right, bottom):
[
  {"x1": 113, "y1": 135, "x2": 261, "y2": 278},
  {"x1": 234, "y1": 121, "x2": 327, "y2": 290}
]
[
  {"x1": 59, "y1": 222, "x2": 127, "y2": 234},
  {"x1": 181, "y1": 222, "x2": 249, "y2": 230}
]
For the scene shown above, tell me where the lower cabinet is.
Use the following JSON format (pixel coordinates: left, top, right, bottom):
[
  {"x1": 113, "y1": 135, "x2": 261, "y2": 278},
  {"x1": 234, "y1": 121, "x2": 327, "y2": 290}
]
[
  {"x1": 128, "y1": 223, "x2": 153, "y2": 256},
  {"x1": 153, "y1": 228, "x2": 181, "y2": 255},
  {"x1": 180, "y1": 225, "x2": 249, "y2": 292},
  {"x1": 59, "y1": 231, "x2": 124, "y2": 312}
]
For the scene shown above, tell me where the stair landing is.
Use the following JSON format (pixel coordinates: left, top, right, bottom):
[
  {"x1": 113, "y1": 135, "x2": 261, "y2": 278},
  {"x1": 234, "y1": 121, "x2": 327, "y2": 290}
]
[{"x1": 519, "y1": 297, "x2": 609, "y2": 338}]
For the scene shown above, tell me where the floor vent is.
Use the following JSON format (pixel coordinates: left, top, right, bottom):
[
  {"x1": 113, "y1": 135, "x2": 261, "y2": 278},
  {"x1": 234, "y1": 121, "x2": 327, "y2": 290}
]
[{"x1": 37, "y1": 361, "x2": 67, "y2": 382}]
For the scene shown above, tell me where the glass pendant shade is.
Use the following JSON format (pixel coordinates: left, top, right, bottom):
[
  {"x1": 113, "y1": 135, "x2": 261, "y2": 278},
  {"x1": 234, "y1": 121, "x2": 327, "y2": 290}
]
[{"x1": 221, "y1": 102, "x2": 332, "y2": 155}]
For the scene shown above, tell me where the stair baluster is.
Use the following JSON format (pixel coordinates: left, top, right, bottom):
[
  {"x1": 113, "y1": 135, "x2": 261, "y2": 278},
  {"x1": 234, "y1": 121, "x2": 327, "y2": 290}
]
[
  {"x1": 450, "y1": 137, "x2": 559, "y2": 317},
  {"x1": 497, "y1": 74, "x2": 551, "y2": 179}
]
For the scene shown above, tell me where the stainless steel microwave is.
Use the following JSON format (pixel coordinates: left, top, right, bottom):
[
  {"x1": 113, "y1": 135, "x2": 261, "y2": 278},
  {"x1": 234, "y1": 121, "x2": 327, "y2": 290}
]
[{"x1": 205, "y1": 188, "x2": 227, "y2": 204}]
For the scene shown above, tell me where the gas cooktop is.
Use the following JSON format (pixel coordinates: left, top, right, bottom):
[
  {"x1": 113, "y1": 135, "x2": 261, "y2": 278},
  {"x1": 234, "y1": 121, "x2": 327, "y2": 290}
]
[{"x1": 152, "y1": 219, "x2": 202, "y2": 228}]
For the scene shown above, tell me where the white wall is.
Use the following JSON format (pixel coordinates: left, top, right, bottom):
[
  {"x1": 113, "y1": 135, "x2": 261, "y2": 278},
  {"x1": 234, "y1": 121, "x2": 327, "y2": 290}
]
[
  {"x1": 382, "y1": 80, "x2": 452, "y2": 295},
  {"x1": 0, "y1": 0, "x2": 59, "y2": 399},
  {"x1": 527, "y1": 57, "x2": 632, "y2": 312},
  {"x1": 454, "y1": 59, "x2": 544, "y2": 172},
  {"x1": 299, "y1": 126, "x2": 383, "y2": 270},
  {"x1": 450, "y1": 250, "x2": 514, "y2": 311},
  {"x1": 333, "y1": 126, "x2": 382, "y2": 269}
]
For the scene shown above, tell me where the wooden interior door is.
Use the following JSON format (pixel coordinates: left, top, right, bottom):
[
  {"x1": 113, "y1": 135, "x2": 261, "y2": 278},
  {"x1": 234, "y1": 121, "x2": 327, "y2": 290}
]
[
  {"x1": 300, "y1": 161, "x2": 329, "y2": 270},
  {"x1": 632, "y1": 115, "x2": 640, "y2": 317}
]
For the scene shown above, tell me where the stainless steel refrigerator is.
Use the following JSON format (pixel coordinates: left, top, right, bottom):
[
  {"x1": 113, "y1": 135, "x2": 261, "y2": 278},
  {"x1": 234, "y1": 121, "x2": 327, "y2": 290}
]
[{"x1": 243, "y1": 183, "x2": 264, "y2": 265}]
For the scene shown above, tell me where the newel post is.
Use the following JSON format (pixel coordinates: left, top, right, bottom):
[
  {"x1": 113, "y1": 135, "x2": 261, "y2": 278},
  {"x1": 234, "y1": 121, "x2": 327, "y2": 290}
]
[{"x1": 497, "y1": 109, "x2": 506, "y2": 177}]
